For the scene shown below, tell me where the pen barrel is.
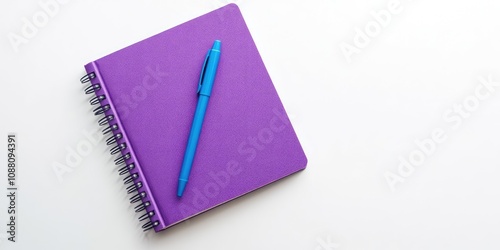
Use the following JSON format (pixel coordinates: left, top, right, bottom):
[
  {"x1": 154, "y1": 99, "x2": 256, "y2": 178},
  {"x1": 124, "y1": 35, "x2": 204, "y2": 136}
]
[{"x1": 179, "y1": 95, "x2": 210, "y2": 181}]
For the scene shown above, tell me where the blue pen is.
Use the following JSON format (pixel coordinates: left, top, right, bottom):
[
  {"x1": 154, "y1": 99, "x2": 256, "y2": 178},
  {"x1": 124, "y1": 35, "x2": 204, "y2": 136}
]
[{"x1": 177, "y1": 40, "x2": 221, "y2": 197}]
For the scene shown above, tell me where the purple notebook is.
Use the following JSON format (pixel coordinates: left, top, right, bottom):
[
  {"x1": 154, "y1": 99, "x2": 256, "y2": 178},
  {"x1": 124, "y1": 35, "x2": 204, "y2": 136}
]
[{"x1": 81, "y1": 4, "x2": 307, "y2": 232}]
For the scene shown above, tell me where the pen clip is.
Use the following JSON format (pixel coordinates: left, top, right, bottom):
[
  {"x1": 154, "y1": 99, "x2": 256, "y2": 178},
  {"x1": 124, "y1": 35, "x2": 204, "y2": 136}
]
[{"x1": 197, "y1": 49, "x2": 211, "y2": 94}]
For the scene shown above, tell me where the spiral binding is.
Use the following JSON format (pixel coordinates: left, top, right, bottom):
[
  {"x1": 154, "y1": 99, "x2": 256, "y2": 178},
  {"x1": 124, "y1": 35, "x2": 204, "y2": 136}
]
[{"x1": 80, "y1": 72, "x2": 159, "y2": 232}]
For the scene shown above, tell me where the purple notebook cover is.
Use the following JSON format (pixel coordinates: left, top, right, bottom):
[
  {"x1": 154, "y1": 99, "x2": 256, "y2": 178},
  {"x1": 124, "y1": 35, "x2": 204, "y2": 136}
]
[{"x1": 83, "y1": 4, "x2": 307, "y2": 232}]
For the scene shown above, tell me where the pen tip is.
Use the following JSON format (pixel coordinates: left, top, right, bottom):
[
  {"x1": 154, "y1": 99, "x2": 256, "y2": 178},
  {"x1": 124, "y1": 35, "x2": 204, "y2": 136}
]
[
  {"x1": 212, "y1": 40, "x2": 221, "y2": 51},
  {"x1": 177, "y1": 179, "x2": 188, "y2": 197}
]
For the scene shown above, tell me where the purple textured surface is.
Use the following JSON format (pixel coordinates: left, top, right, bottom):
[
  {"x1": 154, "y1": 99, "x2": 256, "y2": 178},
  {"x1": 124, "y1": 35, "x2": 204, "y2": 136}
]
[{"x1": 84, "y1": 4, "x2": 307, "y2": 231}]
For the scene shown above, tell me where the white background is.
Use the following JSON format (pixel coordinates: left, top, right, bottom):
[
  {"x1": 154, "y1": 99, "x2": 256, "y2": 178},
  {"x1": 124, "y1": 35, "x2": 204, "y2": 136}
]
[{"x1": 1, "y1": 0, "x2": 500, "y2": 249}]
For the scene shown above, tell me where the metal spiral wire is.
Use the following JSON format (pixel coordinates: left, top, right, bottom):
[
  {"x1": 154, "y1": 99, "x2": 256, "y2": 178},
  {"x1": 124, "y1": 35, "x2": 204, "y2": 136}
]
[{"x1": 80, "y1": 72, "x2": 158, "y2": 232}]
